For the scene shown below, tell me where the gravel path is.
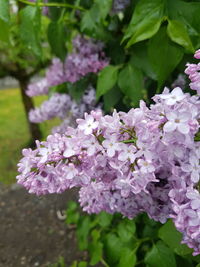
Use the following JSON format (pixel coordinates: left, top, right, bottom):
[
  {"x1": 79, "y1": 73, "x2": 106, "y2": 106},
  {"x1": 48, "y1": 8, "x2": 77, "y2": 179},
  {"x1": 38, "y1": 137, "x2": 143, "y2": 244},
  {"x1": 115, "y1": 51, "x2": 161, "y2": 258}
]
[{"x1": 0, "y1": 183, "x2": 85, "y2": 267}]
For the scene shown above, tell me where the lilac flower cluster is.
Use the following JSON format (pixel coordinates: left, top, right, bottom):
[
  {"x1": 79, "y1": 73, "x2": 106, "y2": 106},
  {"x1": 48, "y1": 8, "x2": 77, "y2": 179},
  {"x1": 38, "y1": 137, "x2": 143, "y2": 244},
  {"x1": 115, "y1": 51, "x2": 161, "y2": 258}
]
[
  {"x1": 27, "y1": 35, "x2": 107, "y2": 132},
  {"x1": 29, "y1": 93, "x2": 71, "y2": 123},
  {"x1": 64, "y1": 36, "x2": 109, "y2": 83},
  {"x1": 26, "y1": 78, "x2": 49, "y2": 97},
  {"x1": 185, "y1": 49, "x2": 200, "y2": 94},
  {"x1": 51, "y1": 86, "x2": 101, "y2": 134},
  {"x1": 28, "y1": 85, "x2": 100, "y2": 133},
  {"x1": 17, "y1": 52, "x2": 200, "y2": 255},
  {"x1": 26, "y1": 36, "x2": 109, "y2": 97}
]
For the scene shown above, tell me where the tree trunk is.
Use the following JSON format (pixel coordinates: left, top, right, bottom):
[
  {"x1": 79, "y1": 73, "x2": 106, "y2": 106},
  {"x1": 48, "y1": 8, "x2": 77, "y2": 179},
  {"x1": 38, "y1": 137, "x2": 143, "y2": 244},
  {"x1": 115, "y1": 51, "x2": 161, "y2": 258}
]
[{"x1": 18, "y1": 78, "x2": 42, "y2": 144}]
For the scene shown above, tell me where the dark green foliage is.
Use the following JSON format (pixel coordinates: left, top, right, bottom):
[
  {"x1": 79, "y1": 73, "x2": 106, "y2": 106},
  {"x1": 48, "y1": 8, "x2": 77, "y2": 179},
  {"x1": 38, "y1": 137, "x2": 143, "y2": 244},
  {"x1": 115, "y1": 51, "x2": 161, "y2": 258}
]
[
  {"x1": 12, "y1": 0, "x2": 200, "y2": 110},
  {"x1": 65, "y1": 202, "x2": 200, "y2": 267},
  {"x1": 96, "y1": 65, "x2": 121, "y2": 100},
  {"x1": 148, "y1": 27, "x2": 184, "y2": 90},
  {"x1": 145, "y1": 241, "x2": 177, "y2": 267}
]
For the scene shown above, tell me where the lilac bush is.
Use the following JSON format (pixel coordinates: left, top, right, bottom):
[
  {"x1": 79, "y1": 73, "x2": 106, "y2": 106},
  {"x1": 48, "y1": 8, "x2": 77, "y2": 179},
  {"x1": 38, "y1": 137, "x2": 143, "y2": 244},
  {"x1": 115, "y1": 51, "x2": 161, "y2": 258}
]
[
  {"x1": 27, "y1": 36, "x2": 109, "y2": 97},
  {"x1": 27, "y1": 35, "x2": 107, "y2": 132},
  {"x1": 17, "y1": 50, "x2": 200, "y2": 255}
]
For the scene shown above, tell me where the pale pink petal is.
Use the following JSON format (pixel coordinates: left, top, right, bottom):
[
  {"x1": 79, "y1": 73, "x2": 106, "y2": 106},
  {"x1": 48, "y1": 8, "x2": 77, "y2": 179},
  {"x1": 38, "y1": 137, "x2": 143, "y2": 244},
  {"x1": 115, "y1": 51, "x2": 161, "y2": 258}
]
[
  {"x1": 191, "y1": 199, "x2": 200, "y2": 209},
  {"x1": 163, "y1": 121, "x2": 177, "y2": 132},
  {"x1": 179, "y1": 112, "x2": 191, "y2": 122},
  {"x1": 166, "y1": 112, "x2": 177, "y2": 120},
  {"x1": 166, "y1": 98, "x2": 176, "y2": 105},
  {"x1": 191, "y1": 170, "x2": 199, "y2": 183},
  {"x1": 177, "y1": 123, "x2": 189, "y2": 134}
]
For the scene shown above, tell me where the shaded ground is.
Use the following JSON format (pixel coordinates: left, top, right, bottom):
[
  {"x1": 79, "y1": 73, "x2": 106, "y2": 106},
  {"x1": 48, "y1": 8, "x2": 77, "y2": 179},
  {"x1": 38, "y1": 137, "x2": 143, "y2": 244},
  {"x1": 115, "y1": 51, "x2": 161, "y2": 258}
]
[{"x1": 0, "y1": 183, "x2": 86, "y2": 267}]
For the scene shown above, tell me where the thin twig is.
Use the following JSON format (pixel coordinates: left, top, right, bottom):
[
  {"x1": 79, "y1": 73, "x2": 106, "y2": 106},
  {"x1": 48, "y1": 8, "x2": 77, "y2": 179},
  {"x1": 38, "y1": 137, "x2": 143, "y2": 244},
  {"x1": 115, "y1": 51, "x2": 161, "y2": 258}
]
[{"x1": 17, "y1": 0, "x2": 86, "y2": 11}]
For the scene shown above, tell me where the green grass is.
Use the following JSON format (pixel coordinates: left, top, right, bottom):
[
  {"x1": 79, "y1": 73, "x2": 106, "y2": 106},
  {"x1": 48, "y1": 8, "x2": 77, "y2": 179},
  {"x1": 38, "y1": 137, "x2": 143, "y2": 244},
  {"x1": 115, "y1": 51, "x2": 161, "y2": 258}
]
[{"x1": 0, "y1": 88, "x2": 60, "y2": 184}]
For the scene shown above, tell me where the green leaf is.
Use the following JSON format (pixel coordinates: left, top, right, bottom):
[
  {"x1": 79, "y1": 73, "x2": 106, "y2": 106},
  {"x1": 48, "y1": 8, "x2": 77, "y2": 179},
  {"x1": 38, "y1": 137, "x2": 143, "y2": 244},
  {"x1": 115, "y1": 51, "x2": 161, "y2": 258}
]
[
  {"x1": 158, "y1": 220, "x2": 192, "y2": 256},
  {"x1": 165, "y1": 0, "x2": 200, "y2": 48},
  {"x1": 118, "y1": 248, "x2": 136, "y2": 267},
  {"x1": 97, "y1": 211, "x2": 113, "y2": 228},
  {"x1": 167, "y1": 19, "x2": 194, "y2": 52},
  {"x1": 77, "y1": 216, "x2": 91, "y2": 250},
  {"x1": 123, "y1": 0, "x2": 165, "y2": 46},
  {"x1": 96, "y1": 65, "x2": 120, "y2": 99},
  {"x1": 148, "y1": 27, "x2": 183, "y2": 89},
  {"x1": 118, "y1": 63, "x2": 144, "y2": 106},
  {"x1": 88, "y1": 229, "x2": 103, "y2": 265},
  {"x1": 65, "y1": 201, "x2": 80, "y2": 225},
  {"x1": 81, "y1": 0, "x2": 112, "y2": 38},
  {"x1": 166, "y1": 0, "x2": 200, "y2": 33},
  {"x1": 81, "y1": 10, "x2": 94, "y2": 33},
  {"x1": 0, "y1": 19, "x2": 9, "y2": 42},
  {"x1": 104, "y1": 233, "x2": 123, "y2": 265},
  {"x1": 48, "y1": 0, "x2": 64, "y2": 21},
  {"x1": 145, "y1": 241, "x2": 177, "y2": 267},
  {"x1": 103, "y1": 86, "x2": 122, "y2": 112},
  {"x1": 20, "y1": 6, "x2": 42, "y2": 57},
  {"x1": 96, "y1": 0, "x2": 112, "y2": 21},
  {"x1": 117, "y1": 219, "x2": 136, "y2": 243},
  {"x1": 0, "y1": 0, "x2": 10, "y2": 23},
  {"x1": 48, "y1": 21, "x2": 67, "y2": 60},
  {"x1": 70, "y1": 261, "x2": 78, "y2": 267},
  {"x1": 126, "y1": 17, "x2": 164, "y2": 48},
  {"x1": 130, "y1": 44, "x2": 156, "y2": 80},
  {"x1": 78, "y1": 262, "x2": 87, "y2": 267},
  {"x1": 89, "y1": 241, "x2": 103, "y2": 265}
]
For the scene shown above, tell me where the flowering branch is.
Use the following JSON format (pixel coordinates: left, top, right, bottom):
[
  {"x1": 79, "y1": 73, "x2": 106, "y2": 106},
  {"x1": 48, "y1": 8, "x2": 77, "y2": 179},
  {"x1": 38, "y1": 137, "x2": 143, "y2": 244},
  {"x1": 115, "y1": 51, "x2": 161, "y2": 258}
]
[{"x1": 16, "y1": 48, "x2": 200, "y2": 256}]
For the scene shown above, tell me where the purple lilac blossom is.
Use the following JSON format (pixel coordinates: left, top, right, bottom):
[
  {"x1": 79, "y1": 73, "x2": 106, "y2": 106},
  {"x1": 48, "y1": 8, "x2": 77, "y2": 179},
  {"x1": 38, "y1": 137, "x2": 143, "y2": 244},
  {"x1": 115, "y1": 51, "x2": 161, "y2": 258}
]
[
  {"x1": 172, "y1": 74, "x2": 186, "y2": 89},
  {"x1": 185, "y1": 50, "x2": 200, "y2": 95},
  {"x1": 64, "y1": 36, "x2": 109, "y2": 83},
  {"x1": 26, "y1": 78, "x2": 49, "y2": 97},
  {"x1": 112, "y1": 0, "x2": 130, "y2": 13},
  {"x1": 17, "y1": 51, "x2": 200, "y2": 255},
  {"x1": 26, "y1": 36, "x2": 109, "y2": 97},
  {"x1": 29, "y1": 85, "x2": 100, "y2": 134},
  {"x1": 51, "y1": 86, "x2": 102, "y2": 134},
  {"x1": 29, "y1": 93, "x2": 71, "y2": 123}
]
